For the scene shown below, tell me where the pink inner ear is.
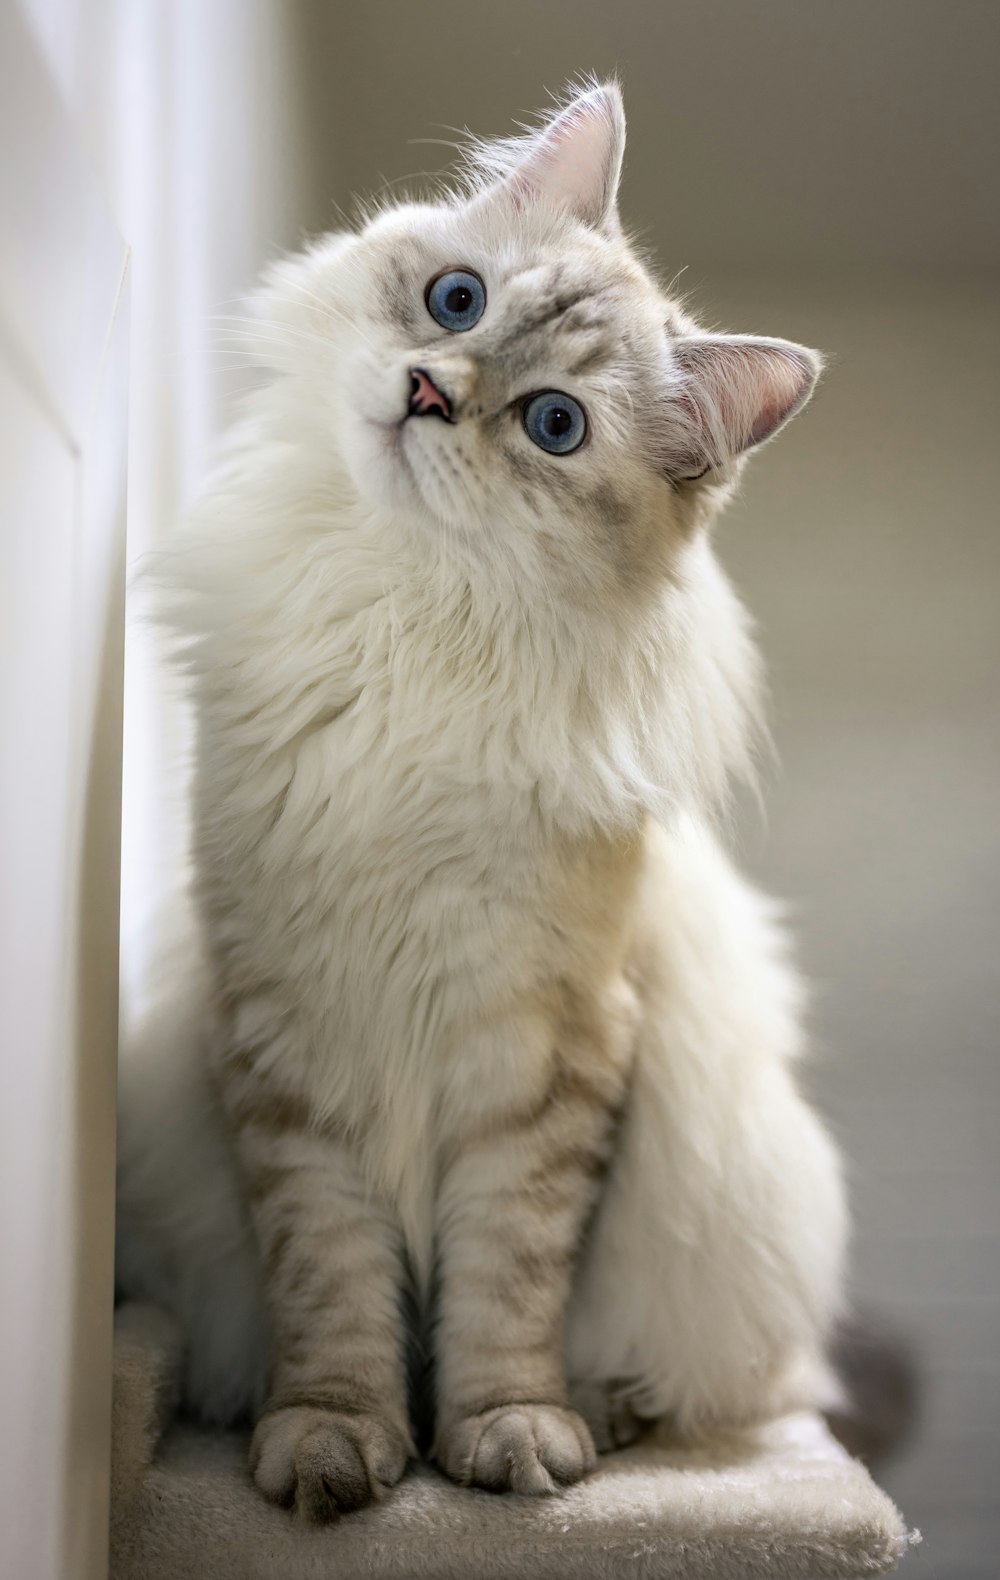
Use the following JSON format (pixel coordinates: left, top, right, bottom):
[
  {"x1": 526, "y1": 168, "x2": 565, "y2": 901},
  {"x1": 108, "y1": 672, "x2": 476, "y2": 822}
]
[
  {"x1": 540, "y1": 103, "x2": 608, "y2": 203},
  {"x1": 671, "y1": 337, "x2": 818, "y2": 470},
  {"x1": 744, "y1": 349, "x2": 812, "y2": 446},
  {"x1": 501, "y1": 86, "x2": 624, "y2": 230}
]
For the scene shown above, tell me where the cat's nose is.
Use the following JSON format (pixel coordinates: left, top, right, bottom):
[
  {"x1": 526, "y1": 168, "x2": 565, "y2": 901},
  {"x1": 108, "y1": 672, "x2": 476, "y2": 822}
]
[{"x1": 407, "y1": 367, "x2": 453, "y2": 422}]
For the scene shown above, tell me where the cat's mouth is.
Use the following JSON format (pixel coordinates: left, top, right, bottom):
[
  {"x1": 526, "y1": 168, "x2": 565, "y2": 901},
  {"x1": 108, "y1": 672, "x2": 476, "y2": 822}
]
[
  {"x1": 393, "y1": 406, "x2": 476, "y2": 527},
  {"x1": 400, "y1": 424, "x2": 455, "y2": 512}
]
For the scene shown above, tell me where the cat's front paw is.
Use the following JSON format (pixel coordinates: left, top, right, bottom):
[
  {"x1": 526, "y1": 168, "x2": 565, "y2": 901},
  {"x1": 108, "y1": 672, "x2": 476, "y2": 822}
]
[
  {"x1": 250, "y1": 1405, "x2": 411, "y2": 1522},
  {"x1": 437, "y1": 1403, "x2": 596, "y2": 1495}
]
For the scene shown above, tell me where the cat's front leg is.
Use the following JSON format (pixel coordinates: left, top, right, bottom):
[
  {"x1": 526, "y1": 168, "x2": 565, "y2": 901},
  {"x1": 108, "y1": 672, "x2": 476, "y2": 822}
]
[
  {"x1": 225, "y1": 1067, "x2": 413, "y2": 1522},
  {"x1": 433, "y1": 1060, "x2": 620, "y2": 1495}
]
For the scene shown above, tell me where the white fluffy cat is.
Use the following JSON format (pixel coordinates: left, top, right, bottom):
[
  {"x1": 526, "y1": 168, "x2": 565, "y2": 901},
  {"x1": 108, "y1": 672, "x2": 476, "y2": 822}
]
[{"x1": 117, "y1": 81, "x2": 847, "y2": 1519}]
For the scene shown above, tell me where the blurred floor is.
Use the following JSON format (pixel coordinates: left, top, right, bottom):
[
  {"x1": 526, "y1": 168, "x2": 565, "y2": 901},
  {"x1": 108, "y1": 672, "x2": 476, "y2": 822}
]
[{"x1": 711, "y1": 273, "x2": 1000, "y2": 1579}]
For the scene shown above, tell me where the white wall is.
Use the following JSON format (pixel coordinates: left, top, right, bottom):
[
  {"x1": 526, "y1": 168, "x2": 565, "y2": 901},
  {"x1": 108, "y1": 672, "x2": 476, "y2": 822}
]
[
  {"x1": 0, "y1": 9, "x2": 128, "y2": 1577},
  {"x1": 0, "y1": 5, "x2": 320, "y2": 1575}
]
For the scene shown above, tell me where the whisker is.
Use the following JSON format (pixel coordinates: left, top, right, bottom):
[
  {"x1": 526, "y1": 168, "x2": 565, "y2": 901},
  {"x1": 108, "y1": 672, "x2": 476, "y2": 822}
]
[
  {"x1": 286, "y1": 285, "x2": 383, "y2": 357},
  {"x1": 275, "y1": 280, "x2": 384, "y2": 357},
  {"x1": 208, "y1": 313, "x2": 331, "y2": 339},
  {"x1": 207, "y1": 316, "x2": 342, "y2": 356},
  {"x1": 406, "y1": 137, "x2": 466, "y2": 152},
  {"x1": 363, "y1": 168, "x2": 455, "y2": 208}
]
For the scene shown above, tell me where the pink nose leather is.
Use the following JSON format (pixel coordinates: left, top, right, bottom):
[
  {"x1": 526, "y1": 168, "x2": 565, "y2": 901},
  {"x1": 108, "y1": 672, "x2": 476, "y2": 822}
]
[{"x1": 408, "y1": 367, "x2": 452, "y2": 420}]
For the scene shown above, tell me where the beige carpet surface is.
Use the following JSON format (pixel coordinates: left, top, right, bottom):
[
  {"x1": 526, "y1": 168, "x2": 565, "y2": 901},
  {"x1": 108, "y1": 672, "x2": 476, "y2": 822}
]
[{"x1": 110, "y1": 1303, "x2": 917, "y2": 1580}]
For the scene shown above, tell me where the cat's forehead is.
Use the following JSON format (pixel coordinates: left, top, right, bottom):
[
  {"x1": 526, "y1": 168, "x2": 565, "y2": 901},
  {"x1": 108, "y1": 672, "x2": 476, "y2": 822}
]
[{"x1": 352, "y1": 200, "x2": 666, "y2": 378}]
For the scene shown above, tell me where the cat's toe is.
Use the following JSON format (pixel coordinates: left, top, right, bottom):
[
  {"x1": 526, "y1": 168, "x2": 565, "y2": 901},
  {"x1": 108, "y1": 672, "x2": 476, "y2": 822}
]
[
  {"x1": 250, "y1": 1405, "x2": 411, "y2": 1522},
  {"x1": 438, "y1": 1403, "x2": 596, "y2": 1495}
]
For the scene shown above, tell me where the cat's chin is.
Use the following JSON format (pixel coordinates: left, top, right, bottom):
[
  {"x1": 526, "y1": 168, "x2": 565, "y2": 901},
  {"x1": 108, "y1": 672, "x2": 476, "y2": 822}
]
[{"x1": 344, "y1": 412, "x2": 451, "y2": 540}]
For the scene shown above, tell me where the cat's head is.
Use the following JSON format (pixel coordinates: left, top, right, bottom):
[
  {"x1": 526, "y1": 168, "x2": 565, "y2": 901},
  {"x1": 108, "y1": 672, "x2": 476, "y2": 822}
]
[{"x1": 252, "y1": 82, "x2": 820, "y2": 609}]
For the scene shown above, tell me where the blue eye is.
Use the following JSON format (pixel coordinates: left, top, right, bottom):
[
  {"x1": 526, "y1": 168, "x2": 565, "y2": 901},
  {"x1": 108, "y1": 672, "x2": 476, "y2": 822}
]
[
  {"x1": 522, "y1": 391, "x2": 587, "y2": 455},
  {"x1": 425, "y1": 268, "x2": 486, "y2": 332}
]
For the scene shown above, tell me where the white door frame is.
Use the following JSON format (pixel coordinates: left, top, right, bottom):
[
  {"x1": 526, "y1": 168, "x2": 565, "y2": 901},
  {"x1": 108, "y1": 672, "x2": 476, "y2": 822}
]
[{"x1": 0, "y1": 7, "x2": 129, "y2": 1577}]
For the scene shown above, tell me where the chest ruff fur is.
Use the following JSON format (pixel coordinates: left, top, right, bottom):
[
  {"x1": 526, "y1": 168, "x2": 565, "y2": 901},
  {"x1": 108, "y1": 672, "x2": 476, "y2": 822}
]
[{"x1": 202, "y1": 705, "x2": 648, "y2": 1269}]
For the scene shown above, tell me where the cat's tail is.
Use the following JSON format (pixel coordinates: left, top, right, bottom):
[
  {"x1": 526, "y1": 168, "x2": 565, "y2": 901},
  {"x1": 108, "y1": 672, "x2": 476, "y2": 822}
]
[
  {"x1": 116, "y1": 894, "x2": 271, "y2": 1426},
  {"x1": 825, "y1": 1312, "x2": 920, "y2": 1466}
]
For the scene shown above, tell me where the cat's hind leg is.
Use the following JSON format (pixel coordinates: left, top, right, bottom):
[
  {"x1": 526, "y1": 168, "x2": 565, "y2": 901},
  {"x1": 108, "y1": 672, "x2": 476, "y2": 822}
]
[{"x1": 566, "y1": 819, "x2": 847, "y2": 1439}]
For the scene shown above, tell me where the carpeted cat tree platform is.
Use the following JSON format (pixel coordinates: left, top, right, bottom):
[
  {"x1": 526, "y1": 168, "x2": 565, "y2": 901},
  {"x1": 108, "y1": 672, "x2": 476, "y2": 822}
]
[{"x1": 110, "y1": 1303, "x2": 917, "y2": 1580}]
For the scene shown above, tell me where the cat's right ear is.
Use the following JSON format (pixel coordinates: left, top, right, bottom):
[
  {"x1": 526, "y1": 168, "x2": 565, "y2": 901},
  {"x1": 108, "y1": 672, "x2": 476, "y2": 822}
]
[
  {"x1": 474, "y1": 83, "x2": 626, "y2": 235},
  {"x1": 657, "y1": 334, "x2": 823, "y2": 481}
]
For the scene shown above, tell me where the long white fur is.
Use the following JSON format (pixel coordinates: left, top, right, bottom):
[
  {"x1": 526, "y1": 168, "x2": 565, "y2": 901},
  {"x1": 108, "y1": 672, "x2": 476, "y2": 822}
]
[{"x1": 117, "y1": 81, "x2": 846, "y2": 1436}]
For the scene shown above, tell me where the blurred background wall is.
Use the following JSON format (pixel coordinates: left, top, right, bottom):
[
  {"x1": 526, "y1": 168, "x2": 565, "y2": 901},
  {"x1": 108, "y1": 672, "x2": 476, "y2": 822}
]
[
  {"x1": 97, "y1": 1, "x2": 997, "y2": 1576},
  {"x1": 288, "y1": 5, "x2": 1000, "y2": 1574}
]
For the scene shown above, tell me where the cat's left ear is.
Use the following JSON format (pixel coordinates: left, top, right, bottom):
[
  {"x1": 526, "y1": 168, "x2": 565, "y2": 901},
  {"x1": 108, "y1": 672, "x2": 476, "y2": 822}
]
[
  {"x1": 658, "y1": 334, "x2": 823, "y2": 480},
  {"x1": 483, "y1": 83, "x2": 626, "y2": 235}
]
